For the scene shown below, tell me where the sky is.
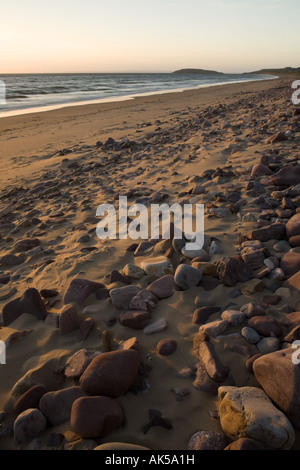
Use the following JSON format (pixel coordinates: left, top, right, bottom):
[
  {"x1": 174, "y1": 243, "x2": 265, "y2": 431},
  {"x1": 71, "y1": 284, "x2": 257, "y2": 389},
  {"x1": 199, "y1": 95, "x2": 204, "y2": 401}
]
[{"x1": 0, "y1": 0, "x2": 299, "y2": 73}]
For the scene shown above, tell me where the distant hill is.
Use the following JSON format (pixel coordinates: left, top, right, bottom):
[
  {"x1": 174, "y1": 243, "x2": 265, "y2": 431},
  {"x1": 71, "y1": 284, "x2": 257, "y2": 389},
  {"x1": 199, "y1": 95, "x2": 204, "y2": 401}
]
[
  {"x1": 173, "y1": 68, "x2": 224, "y2": 75},
  {"x1": 248, "y1": 67, "x2": 300, "y2": 75}
]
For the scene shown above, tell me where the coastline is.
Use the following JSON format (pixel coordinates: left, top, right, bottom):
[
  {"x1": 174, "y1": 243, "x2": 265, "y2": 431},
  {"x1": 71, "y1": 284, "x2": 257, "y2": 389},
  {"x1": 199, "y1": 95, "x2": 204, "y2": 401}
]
[{"x1": 0, "y1": 74, "x2": 300, "y2": 450}]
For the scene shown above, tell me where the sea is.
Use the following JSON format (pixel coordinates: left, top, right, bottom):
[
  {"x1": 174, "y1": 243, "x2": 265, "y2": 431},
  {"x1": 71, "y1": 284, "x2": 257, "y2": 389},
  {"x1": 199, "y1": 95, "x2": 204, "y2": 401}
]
[{"x1": 0, "y1": 72, "x2": 276, "y2": 117}]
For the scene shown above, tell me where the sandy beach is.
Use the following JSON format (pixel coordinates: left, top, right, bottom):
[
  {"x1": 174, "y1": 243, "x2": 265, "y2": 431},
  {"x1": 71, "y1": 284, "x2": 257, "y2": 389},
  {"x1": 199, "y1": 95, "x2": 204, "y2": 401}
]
[{"x1": 0, "y1": 75, "x2": 300, "y2": 450}]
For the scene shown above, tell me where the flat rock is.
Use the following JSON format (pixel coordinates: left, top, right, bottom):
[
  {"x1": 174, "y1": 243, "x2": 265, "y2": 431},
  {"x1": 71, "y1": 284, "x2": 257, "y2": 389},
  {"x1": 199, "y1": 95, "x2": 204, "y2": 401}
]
[
  {"x1": 39, "y1": 386, "x2": 87, "y2": 426},
  {"x1": 64, "y1": 278, "x2": 104, "y2": 305},
  {"x1": 119, "y1": 309, "x2": 150, "y2": 330},
  {"x1": 79, "y1": 349, "x2": 141, "y2": 397},
  {"x1": 0, "y1": 254, "x2": 24, "y2": 266},
  {"x1": 2, "y1": 288, "x2": 47, "y2": 326},
  {"x1": 71, "y1": 396, "x2": 123, "y2": 439},
  {"x1": 218, "y1": 386, "x2": 295, "y2": 450}
]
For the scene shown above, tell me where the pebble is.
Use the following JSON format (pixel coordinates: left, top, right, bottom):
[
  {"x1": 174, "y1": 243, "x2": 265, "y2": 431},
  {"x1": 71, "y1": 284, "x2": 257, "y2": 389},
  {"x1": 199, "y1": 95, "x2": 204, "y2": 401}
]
[
  {"x1": 156, "y1": 338, "x2": 177, "y2": 355},
  {"x1": 174, "y1": 264, "x2": 202, "y2": 290},
  {"x1": 241, "y1": 326, "x2": 261, "y2": 344},
  {"x1": 109, "y1": 285, "x2": 139, "y2": 310},
  {"x1": 119, "y1": 309, "x2": 150, "y2": 330},
  {"x1": 147, "y1": 275, "x2": 175, "y2": 299},
  {"x1": 256, "y1": 337, "x2": 280, "y2": 354},
  {"x1": 14, "y1": 409, "x2": 47, "y2": 445},
  {"x1": 123, "y1": 264, "x2": 145, "y2": 279},
  {"x1": 188, "y1": 431, "x2": 228, "y2": 450},
  {"x1": 221, "y1": 310, "x2": 245, "y2": 326}
]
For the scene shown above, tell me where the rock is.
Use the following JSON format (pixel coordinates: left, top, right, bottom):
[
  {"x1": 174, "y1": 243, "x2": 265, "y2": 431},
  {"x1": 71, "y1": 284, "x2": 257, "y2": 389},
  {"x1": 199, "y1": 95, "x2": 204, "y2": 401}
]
[
  {"x1": 192, "y1": 361, "x2": 219, "y2": 394},
  {"x1": 240, "y1": 302, "x2": 266, "y2": 318},
  {"x1": 199, "y1": 320, "x2": 228, "y2": 338},
  {"x1": 109, "y1": 270, "x2": 131, "y2": 285},
  {"x1": 271, "y1": 165, "x2": 300, "y2": 186},
  {"x1": 192, "y1": 306, "x2": 220, "y2": 325},
  {"x1": 181, "y1": 246, "x2": 207, "y2": 260},
  {"x1": 209, "y1": 207, "x2": 231, "y2": 218},
  {"x1": 79, "y1": 349, "x2": 141, "y2": 397},
  {"x1": 284, "y1": 325, "x2": 300, "y2": 343},
  {"x1": 118, "y1": 337, "x2": 140, "y2": 353},
  {"x1": 290, "y1": 235, "x2": 300, "y2": 247},
  {"x1": 14, "y1": 238, "x2": 40, "y2": 252},
  {"x1": 134, "y1": 241, "x2": 154, "y2": 256},
  {"x1": 254, "y1": 349, "x2": 300, "y2": 423},
  {"x1": 109, "y1": 285, "x2": 139, "y2": 310},
  {"x1": 268, "y1": 268, "x2": 285, "y2": 281},
  {"x1": 248, "y1": 316, "x2": 283, "y2": 338},
  {"x1": 251, "y1": 163, "x2": 272, "y2": 177},
  {"x1": 174, "y1": 264, "x2": 202, "y2": 290},
  {"x1": 59, "y1": 304, "x2": 81, "y2": 335},
  {"x1": 94, "y1": 442, "x2": 149, "y2": 450},
  {"x1": 218, "y1": 386, "x2": 295, "y2": 450},
  {"x1": 273, "y1": 240, "x2": 291, "y2": 253},
  {"x1": 250, "y1": 223, "x2": 286, "y2": 242},
  {"x1": 156, "y1": 338, "x2": 177, "y2": 356},
  {"x1": 14, "y1": 408, "x2": 46, "y2": 445},
  {"x1": 216, "y1": 256, "x2": 253, "y2": 287},
  {"x1": 71, "y1": 396, "x2": 123, "y2": 438},
  {"x1": 286, "y1": 213, "x2": 300, "y2": 239},
  {"x1": 262, "y1": 294, "x2": 281, "y2": 305},
  {"x1": 188, "y1": 431, "x2": 228, "y2": 450},
  {"x1": 240, "y1": 279, "x2": 264, "y2": 295},
  {"x1": 95, "y1": 287, "x2": 110, "y2": 300},
  {"x1": 0, "y1": 254, "x2": 24, "y2": 266},
  {"x1": 119, "y1": 310, "x2": 150, "y2": 329},
  {"x1": 123, "y1": 264, "x2": 145, "y2": 279},
  {"x1": 199, "y1": 341, "x2": 229, "y2": 382},
  {"x1": 143, "y1": 318, "x2": 168, "y2": 335},
  {"x1": 2, "y1": 288, "x2": 47, "y2": 326},
  {"x1": 225, "y1": 438, "x2": 272, "y2": 450},
  {"x1": 76, "y1": 318, "x2": 95, "y2": 341},
  {"x1": 0, "y1": 203, "x2": 13, "y2": 218},
  {"x1": 13, "y1": 385, "x2": 47, "y2": 415},
  {"x1": 147, "y1": 275, "x2": 175, "y2": 299},
  {"x1": 241, "y1": 247, "x2": 265, "y2": 270},
  {"x1": 192, "y1": 262, "x2": 217, "y2": 276},
  {"x1": 265, "y1": 131, "x2": 288, "y2": 144},
  {"x1": 40, "y1": 289, "x2": 59, "y2": 299},
  {"x1": 281, "y1": 311, "x2": 300, "y2": 328},
  {"x1": 241, "y1": 327, "x2": 260, "y2": 344},
  {"x1": 221, "y1": 310, "x2": 245, "y2": 326},
  {"x1": 64, "y1": 278, "x2": 104, "y2": 305},
  {"x1": 129, "y1": 289, "x2": 158, "y2": 312},
  {"x1": 64, "y1": 349, "x2": 99, "y2": 379},
  {"x1": 39, "y1": 386, "x2": 87, "y2": 426},
  {"x1": 284, "y1": 272, "x2": 300, "y2": 294},
  {"x1": 140, "y1": 257, "x2": 173, "y2": 277},
  {"x1": 281, "y1": 252, "x2": 300, "y2": 276},
  {"x1": 256, "y1": 337, "x2": 280, "y2": 354}
]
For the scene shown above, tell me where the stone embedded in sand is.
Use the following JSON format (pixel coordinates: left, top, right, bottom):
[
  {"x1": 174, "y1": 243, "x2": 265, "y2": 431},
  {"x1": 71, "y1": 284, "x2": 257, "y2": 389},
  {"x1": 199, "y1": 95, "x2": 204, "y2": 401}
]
[
  {"x1": 241, "y1": 247, "x2": 265, "y2": 270},
  {"x1": 109, "y1": 270, "x2": 131, "y2": 285},
  {"x1": 248, "y1": 316, "x2": 283, "y2": 338},
  {"x1": 188, "y1": 431, "x2": 228, "y2": 450},
  {"x1": 192, "y1": 361, "x2": 219, "y2": 394},
  {"x1": 265, "y1": 131, "x2": 288, "y2": 144},
  {"x1": 0, "y1": 203, "x2": 13, "y2": 218},
  {"x1": 40, "y1": 289, "x2": 59, "y2": 299},
  {"x1": 156, "y1": 338, "x2": 177, "y2": 356},
  {"x1": 76, "y1": 317, "x2": 95, "y2": 341},
  {"x1": 64, "y1": 349, "x2": 99, "y2": 379},
  {"x1": 271, "y1": 165, "x2": 300, "y2": 186},
  {"x1": 110, "y1": 285, "x2": 139, "y2": 310},
  {"x1": 13, "y1": 238, "x2": 40, "y2": 252},
  {"x1": 13, "y1": 385, "x2": 47, "y2": 415},
  {"x1": 45, "y1": 313, "x2": 59, "y2": 328},
  {"x1": 123, "y1": 264, "x2": 145, "y2": 279},
  {"x1": 14, "y1": 408, "x2": 47, "y2": 445},
  {"x1": 281, "y1": 311, "x2": 300, "y2": 328},
  {"x1": 140, "y1": 257, "x2": 173, "y2": 277},
  {"x1": 134, "y1": 241, "x2": 154, "y2": 257},
  {"x1": 181, "y1": 246, "x2": 207, "y2": 259},
  {"x1": 63, "y1": 278, "x2": 104, "y2": 305},
  {"x1": 0, "y1": 254, "x2": 24, "y2": 266},
  {"x1": 250, "y1": 223, "x2": 285, "y2": 242},
  {"x1": 256, "y1": 337, "x2": 280, "y2": 354},
  {"x1": 284, "y1": 272, "x2": 300, "y2": 294},
  {"x1": 280, "y1": 251, "x2": 300, "y2": 276},
  {"x1": 218, "y1": 386, "x2": 295, "y2": 450},
  {"x1": 79, "y1": 349, "x2": 141, "y2": 397},
  {"x1": 251, "y1": 163, "x2": 272, "y2": 177},
  {"x1": 59, "y1": 304, "x2": 81, "y2": 335},
  {"x1": 224, "y1": 438, "x2": 272, "y2": 450},
  {"x1": 254, "y1": 349, "x2": 300, "y2": 423},
  {"x1": 71, "y1": 396, "x2": 123, "y2": 439},
  {"x1": 192, "y1": 262, "x2": 217, "y2": 276},
  {"x1": 143, "y1": 318, "x2": 168, "y2": 335},
  {"x1": 2, "y1": 288, "x2": 47, "y2": 326},
  {"x1": 129, "y1": 289, "x2": 158, "y2": 312},
  {"x1": 216, "y1": 256, "x2": 253, "y2": 287},
  {"x1": 221, "y1": 310, "x2": 245, "y2": 326},
  {"x1": 192, "y1": 306, "x2": 220, "y2": 325},
  {"x1": 199, "y1": 341, "x2": 229, "y2": 383},
  {"x1": 39, "y1": 386, "x2": 87, "y2": 426},
  {"x1": 199, "y1": 320, "x2": 229, "y2": 338},
  {"x1": 240, "y1": 302, "x2": 266, "y2": 318},
  {"x1": 240, "y1": 278, "x2": 264, "y2": 296},
  {"x1": 174, "y1": 264, "x2": 202, "y2": 290},
  {"x1": 119, "y1": 309, "x2": 150, "y2": 330},
  {"x1": 147, "y1": 275, "x2": 175, "y2": 299},
  {"x1": 95, "y1": 287, "x2": 110, "y2": 300},
  {"x1": 286, "y1": 213, "x2": 300, "y2": 239}
]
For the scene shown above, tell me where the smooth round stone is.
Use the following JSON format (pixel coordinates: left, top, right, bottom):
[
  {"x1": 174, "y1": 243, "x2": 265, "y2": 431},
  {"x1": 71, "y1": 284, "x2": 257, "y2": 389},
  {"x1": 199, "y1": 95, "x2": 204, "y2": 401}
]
[
  {"x1": 172, "y1": 238, "x2": 186, "y2": 254},
  {"x1": 199, "y1": 320, "x2": 228, "y2": 338},
  {"x1": 14, "y1": 409, "x2": 47, "y2": 444},
  {"x1": 123, "y1": 264, "x2": 145, "y2": 279},
  {"x1": 181, "y1": 245, "x2": 207, "y2": 260},
  {"x1": 268, "y1": 268, "x2": 285, "y2": 281},
  {"x1": 264, "y1": 258, "x2": 275, "y2": 270},
  {"x1": 143, "y1": 318, "x2": 168, "y2": 335},
  {"x1": 156, "y1": 338, "x2": 177, "y2": 356},
  {"x1": 256, "y1": 337, "x2": 280, "y2": 354},
  {"x1": 140, "y1": 257, "x2": 173, "y2": 277},
  {"x1": 241, "y1": 326, "x2": 261, "y2": 344},
  {"x1": 221, "y1": 310, "x2": 245, "y2": 326},
  {"x1": 273, "y1": 241, "x2": 291, "y2": 253},
  {"x1": 174, "y1": 264, "x2": 202, "y2": 290}
]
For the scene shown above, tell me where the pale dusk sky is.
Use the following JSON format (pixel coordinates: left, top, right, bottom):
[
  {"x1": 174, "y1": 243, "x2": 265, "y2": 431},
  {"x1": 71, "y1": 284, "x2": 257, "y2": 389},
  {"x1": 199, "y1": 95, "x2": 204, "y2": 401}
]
[{"x1": 1, "y1": 0, "x2": 299, "y2": 73}]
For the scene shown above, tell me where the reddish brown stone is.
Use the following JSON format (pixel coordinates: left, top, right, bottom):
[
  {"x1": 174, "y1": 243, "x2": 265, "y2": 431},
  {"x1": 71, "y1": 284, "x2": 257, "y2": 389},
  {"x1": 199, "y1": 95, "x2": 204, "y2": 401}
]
[
  {"x1": 248, "y1": 316, "x2": 283, "y2": 338},
  {"x1": 59, "y1": 304, "x2": 81, "y2": 335},
  {"x1": 39, "y1": 386, "x2": 87, "y2": 426},
  {"x1": 156, "y1": 338, "x2": 177, "y2": 356},
  {"x1": 13, "y1": 385, "x2": 47, "y2": 414},
  {"x1": 119, "y1": 310, "x2": 150, "y2": 330}
]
